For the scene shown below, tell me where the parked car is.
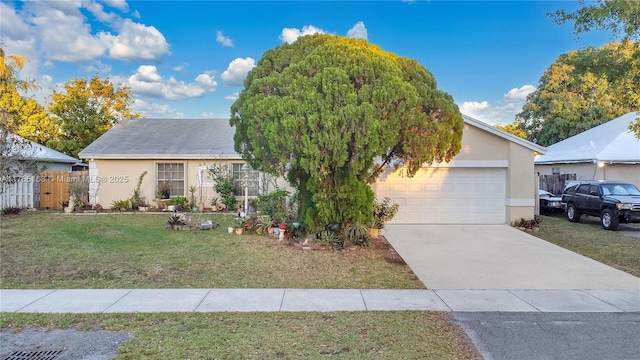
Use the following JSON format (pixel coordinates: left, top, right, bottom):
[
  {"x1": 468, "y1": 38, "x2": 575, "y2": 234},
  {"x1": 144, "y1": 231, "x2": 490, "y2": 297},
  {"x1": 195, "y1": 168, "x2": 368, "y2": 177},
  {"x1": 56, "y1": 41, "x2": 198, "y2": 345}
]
[
  {"x1": 538, "y1": 189, "x2": 563, "y2": 212},
  {"x1": 561, "y1": 180, "x2": 640, "y2": 230}
]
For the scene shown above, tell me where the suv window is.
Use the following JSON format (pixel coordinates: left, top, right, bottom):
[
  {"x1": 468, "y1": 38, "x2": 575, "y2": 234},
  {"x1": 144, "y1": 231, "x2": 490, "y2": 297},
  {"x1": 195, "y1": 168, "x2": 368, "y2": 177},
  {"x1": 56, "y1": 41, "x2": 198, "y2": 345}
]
[
  {"x1": 589, "y1": 184, "x2": 600, "y2": 196},
  {"x1": 577, "y1": 184, "x2": 591, "y2": 194}
]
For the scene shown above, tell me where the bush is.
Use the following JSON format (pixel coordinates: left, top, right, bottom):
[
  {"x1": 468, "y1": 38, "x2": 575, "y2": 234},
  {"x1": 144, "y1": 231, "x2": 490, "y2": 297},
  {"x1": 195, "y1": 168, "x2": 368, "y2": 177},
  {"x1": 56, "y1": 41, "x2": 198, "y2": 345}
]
[
  {"x1": 168, "y1": 196, "x2": 190, "y2": 209},
  {"x1": 111, "y1": 199, "x2": 130, "y2": 211},
  {"x1": 372, "y1": 197, "x2": 399, "y2": 229},
  {"x1": 255, "y1": 188, "x2": 289, "y2": 222},
  {"x1": 2, "y1": 207, "x2": 22, "y2": 215}
]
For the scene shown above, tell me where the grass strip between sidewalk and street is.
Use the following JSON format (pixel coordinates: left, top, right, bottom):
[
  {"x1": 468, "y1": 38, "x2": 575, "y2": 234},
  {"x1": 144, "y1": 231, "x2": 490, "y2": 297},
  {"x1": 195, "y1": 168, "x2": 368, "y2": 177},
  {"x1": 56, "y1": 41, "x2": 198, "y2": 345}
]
[{"x1": 0, "y1": 312, "x2": 481, "y2": 359}]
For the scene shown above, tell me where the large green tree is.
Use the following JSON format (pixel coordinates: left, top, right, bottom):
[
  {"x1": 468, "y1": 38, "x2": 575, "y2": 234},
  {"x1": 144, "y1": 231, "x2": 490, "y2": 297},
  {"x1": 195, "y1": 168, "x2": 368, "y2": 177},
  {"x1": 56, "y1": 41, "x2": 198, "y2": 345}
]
[
  {"x1": 47, "y1": 74, "x2": 140, "y2": 158},
  {"x1": 516, "y1": 41, "x2": 639, "y2": 145},
  {"x1": 547, "y1": 0, "x2": 640, "y2": 138},
  {"x1": 231, "y1": 35, "x2": 463, "y2": 230}
]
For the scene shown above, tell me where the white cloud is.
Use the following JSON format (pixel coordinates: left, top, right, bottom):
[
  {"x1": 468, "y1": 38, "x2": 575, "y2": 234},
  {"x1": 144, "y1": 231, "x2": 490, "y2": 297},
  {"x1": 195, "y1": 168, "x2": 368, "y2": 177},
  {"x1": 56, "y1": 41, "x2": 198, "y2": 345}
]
[
  {"x1": 128, "y1": 65, "x2": 217, "y2": 101},
  {"x1": 216, "y1": 31, "x2": 234, "y2": 47},
  {"x1": 102, "y1": 19, "x2": 170, "y2": 61},
  {"x1": 347, "y1": 21, "x2": 368, "y2": 40},
  {"x1": 200, "y1": 112, "x2": 216, "y2": 118},
  {"x1": 195, "y1": 73, "x2": 218, "y2": 91},
  {"x1": 461, "y1": 101, "x2": 490, "y2": 111},
  {"x1": 504, "y1": 85, "x2": 536, "y2": 101},
  {"x1": 225, "y1": 92, "x2": 240, "y2": 101},
  {"x1": 133, "y1": 99, "x2": 177, "y2": 117},
  {"x1": 27, "y1": 2, "x2": 108, "y2": 62},
  {"x1": 103, "y1": 0, "x2": 129, "y2": 12},
  {"x1": 280, "y1": 25, "x2": 325, "y2": 44},
  {"x1": 0, "y1": 2, "x2": 31, "y2": 40},
  {"x1": 459, "y1": 84, "x2": 536, "y2": 125},
  {"x1": 4, "y1": 1, "x2": 169, "y2": 66},
  {"x1": 83, "y1": 61, "x2": 113, "y2": 74},
  {"x1": 84, "y1": 1, "x2": 117, "y2": 23},
  {"x1": 221, "y1": 57, "x2": 255, "y2": 87}
]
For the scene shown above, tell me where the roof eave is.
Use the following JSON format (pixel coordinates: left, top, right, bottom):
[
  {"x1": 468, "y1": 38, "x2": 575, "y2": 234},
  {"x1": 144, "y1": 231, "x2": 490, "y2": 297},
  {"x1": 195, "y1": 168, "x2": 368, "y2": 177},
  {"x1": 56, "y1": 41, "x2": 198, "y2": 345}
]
[
  {"x1": 462, "y1": 114, "x2": 548, "y2": 155},
  {"x1": 79, "y1": 154, "x2": 244, "y2": 160}
]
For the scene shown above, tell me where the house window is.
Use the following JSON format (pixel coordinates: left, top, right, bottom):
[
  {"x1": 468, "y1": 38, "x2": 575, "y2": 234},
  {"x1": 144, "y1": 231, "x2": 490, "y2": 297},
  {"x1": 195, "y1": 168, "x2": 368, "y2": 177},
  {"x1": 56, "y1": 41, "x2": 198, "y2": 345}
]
[
  {"x1": 157, "y1": 163, "x2": 185, "y2": 197},
  {"x1": 552, "y1": 167, "x2": 560, "y2": 174},
  {"x1": 231, "y1": 163, "x2": 260, "y2": 197}
]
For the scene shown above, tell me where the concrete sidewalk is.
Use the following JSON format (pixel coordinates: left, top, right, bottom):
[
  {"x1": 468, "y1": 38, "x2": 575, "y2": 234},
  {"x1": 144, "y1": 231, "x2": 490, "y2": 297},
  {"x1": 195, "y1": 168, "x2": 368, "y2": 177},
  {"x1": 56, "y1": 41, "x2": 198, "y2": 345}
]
[{"x1": 1, "y1": 288, "x2": 638, "y2": 313}]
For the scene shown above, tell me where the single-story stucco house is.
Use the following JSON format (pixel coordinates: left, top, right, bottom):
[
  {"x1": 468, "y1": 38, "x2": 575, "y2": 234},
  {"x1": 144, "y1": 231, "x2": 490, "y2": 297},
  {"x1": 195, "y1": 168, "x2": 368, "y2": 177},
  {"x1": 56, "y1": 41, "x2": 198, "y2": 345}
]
[
  {"x1": 1, "y1": 134, "x2": 80, "y2": 209},
  {"x1": 79, "y1": 116, "x2": 545, "y2": 224},
  {"x1": 535, "y1": 112, "x2": 640, "y2": 188},
  {"x1": 78, "y1": 118, "x2": 282, "y2": 210}
]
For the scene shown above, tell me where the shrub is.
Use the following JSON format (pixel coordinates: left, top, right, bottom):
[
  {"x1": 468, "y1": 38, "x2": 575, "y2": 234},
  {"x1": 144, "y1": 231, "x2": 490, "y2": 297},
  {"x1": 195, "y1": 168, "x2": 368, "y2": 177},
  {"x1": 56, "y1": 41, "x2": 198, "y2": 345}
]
[
  {"x1": 111, "y1": 199, "x2": 130, "y2": 211},
  {"x1": 2, "y1": 207, "x2": 22, "y2": 215},
  {"x1": 168, "y1": 196, "x2": 189, "y2": 209},
  {"x1": 371, "y1": 197, "x2": 399, "y2": 229},
  {"x1": 255, "y1": 188, "x2": 289, "y2": 222}
]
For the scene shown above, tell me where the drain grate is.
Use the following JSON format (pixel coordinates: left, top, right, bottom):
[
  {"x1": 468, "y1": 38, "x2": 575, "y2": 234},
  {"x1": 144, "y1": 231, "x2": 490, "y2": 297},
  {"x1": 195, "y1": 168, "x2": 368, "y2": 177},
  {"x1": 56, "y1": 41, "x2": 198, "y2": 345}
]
[{"x1": 3, "y1": 349, "x2": 65, "y2": 360}]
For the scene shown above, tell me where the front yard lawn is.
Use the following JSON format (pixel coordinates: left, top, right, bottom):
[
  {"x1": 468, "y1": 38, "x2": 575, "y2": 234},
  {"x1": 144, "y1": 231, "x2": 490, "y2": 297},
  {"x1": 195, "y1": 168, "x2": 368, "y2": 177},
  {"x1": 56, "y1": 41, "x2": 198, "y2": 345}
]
[
  {"x1": 0, "y1": 212, "x2": 423, "y2": 289},
  {"x1": 534, "y1": 213, "x2": 640, "y2": 277},
  {"x1": 0, "y1": 312, "x2": 480, "y2": 359}
]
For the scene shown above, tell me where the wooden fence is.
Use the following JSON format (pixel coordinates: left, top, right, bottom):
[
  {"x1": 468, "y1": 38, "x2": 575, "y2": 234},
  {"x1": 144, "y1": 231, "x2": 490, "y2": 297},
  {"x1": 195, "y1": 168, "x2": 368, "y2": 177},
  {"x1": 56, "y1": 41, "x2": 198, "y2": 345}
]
[
  {"x1": 539, "y1": 174, "x2": 576, "y2": 195},
  {"x1": 39, "y1": 170, "x2": 89, "y2": 210}
]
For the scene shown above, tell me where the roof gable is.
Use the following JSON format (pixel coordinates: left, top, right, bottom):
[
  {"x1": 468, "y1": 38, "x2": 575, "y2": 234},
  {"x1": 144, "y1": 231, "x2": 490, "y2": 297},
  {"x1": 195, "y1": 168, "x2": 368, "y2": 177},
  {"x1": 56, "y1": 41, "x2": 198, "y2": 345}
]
[
  {"x1": 462, "y1": 114, "x2": 547, "y2": 154},
  {"x1": 78, "y1": 118, "x2": 240, "y2": 159},
  {"x1": 534, "y1": 112, "x2": 640, "y2": 164}
]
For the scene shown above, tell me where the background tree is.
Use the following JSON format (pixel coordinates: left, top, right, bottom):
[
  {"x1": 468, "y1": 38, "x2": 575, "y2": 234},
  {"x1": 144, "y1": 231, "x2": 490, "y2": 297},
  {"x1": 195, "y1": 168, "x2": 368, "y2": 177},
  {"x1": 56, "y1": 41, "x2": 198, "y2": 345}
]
[
  {"x1": 1, "y1": 87, "x2": 59, "y2": 145},
  {"x1": 231, "y1": 34, "x2": 463, "y2": 230},
  {"x1": 516, "y1": 41, "x2": 639, "y2": 145},
  {"x1": 547, "y1": 0, "x2": 640, "y2": 138},
  {"x1": 0, "y1": 47, "x2": 39, "y2": 194},
  {"x1": 47, "y1": 74, "x2": 140, "y2": 158},
  {"x1": 548, "y1": 0, "x2": 640, "y2": 41},
  {"x1": 495, "y1": 121, "x2": 527, "y2": 139}
]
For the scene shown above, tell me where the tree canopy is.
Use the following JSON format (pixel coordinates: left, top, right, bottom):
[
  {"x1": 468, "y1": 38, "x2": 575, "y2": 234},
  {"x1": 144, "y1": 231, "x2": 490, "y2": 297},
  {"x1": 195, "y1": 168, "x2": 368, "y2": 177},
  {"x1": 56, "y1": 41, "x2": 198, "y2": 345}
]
[
  {"x1": 47, "y1": 74, "x2": 140, "y2": 158},
  {"x1": 516, "y1": 41, "x2": 639, "y2": 145},
  {"x1": 495, "y1": 121, "x2": 527, "y2": 139},
  {"x1": 231, "y1": 34, "x2": 463, "y2": 229},
  {"x1": 548, "y1": 0, "x2": 640, "y2": 41},
  {"x1": 1, "y1": 48, "x2": 39, "y2": 192}
]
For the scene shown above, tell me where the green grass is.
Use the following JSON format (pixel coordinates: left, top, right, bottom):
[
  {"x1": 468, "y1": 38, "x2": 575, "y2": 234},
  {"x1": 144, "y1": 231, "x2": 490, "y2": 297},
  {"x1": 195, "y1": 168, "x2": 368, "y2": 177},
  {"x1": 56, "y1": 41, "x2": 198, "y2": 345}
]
[
  {"x1": 0, "y1": 212, "x2": 423, "y2": 289},
  {"x1": 0, "y1": 312, "x2": 480, "y2": 359},
  {"x1": 533, "y1": 213, "x2": 640, "y2": 277}
]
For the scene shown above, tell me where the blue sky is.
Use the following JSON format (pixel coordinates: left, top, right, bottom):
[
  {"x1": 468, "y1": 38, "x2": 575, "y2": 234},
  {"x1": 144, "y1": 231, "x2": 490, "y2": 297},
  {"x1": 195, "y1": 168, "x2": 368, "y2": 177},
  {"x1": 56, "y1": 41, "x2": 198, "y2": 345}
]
[{"x1": 2, "y1": 0, "x2": 611, "y2": 125}]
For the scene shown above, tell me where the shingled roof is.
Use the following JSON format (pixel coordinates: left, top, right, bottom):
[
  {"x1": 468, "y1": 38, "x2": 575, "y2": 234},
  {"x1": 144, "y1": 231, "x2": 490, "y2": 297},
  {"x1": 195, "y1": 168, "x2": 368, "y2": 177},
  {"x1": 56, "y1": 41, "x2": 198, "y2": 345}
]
[{"x1": 78, "y1": 118, "x2": 241, "y2": 159}]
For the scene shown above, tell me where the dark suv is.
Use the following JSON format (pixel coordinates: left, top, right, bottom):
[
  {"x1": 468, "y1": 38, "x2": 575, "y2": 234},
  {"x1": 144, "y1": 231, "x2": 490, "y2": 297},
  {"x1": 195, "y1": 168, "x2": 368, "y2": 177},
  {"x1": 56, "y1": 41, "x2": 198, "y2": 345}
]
[{"x1": 562, "y1": 180, "x2": 640, "y2": 230}]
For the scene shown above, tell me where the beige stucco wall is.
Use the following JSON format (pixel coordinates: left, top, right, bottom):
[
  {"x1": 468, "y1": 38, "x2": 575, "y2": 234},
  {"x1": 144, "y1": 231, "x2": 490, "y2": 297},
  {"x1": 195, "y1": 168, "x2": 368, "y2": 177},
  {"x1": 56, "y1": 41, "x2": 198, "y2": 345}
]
[
  {"x1": 444, "y1": 124, "x2": 537, "y2": 223},
  {"x1": 535, "y1": 163, "x2": 640, "y2": 186},
  {"x1": 454, "y1": 124, "x2": 509, "y2": 161},
  {"x1": 89, "y1": 158, "x2": 288, "y2": 209}
]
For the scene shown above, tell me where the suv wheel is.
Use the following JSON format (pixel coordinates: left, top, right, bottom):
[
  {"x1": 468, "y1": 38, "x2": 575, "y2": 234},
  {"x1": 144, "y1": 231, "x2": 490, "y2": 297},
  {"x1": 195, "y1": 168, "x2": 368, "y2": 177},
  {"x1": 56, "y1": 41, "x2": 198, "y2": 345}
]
[
  {"x1": 601, "y1": 208, "x2": 619, "y2": 230},
  {"x1": 567, "y1": 203, "x2": 580, "y2": 222}
]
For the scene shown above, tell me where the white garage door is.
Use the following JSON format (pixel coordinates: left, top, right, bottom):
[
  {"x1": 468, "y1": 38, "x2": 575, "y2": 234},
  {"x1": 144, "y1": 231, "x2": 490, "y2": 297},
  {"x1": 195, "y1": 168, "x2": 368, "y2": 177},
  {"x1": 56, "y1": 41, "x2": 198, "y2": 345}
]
[{"x1": 376, "y1": 167, "x2": 506, "y2": 224}]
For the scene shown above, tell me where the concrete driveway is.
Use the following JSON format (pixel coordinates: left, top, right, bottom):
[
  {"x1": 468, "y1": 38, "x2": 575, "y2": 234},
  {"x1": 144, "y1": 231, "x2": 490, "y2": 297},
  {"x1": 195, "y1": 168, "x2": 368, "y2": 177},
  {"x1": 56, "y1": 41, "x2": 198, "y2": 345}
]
[{"x1": 383, "y1": 225, "x2": 640, "y2": 290}]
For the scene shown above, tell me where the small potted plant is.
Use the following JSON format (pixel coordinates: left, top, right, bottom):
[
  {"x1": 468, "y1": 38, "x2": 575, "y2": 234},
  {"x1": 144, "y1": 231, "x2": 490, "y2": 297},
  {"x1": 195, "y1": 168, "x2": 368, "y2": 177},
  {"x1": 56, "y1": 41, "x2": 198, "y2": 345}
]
[{"x1": 370, "y1": 197, "x2": 399, "y2": 238}]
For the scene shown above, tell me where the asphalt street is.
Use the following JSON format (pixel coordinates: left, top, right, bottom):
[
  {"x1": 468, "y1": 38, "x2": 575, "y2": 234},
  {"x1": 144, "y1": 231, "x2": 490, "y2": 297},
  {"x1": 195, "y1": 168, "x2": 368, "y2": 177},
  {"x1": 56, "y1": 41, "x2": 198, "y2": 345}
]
[{"x1": 451, "y1": 312, "x2": 640, "y2": 360}]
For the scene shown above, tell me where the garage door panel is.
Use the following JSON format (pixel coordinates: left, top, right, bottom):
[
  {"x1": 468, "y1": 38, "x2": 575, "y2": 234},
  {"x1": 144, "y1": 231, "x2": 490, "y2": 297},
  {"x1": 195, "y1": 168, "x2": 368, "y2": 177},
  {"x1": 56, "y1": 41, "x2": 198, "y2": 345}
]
[{"x1": 377, "y1": 168, "x2": 506, "y2": 224}]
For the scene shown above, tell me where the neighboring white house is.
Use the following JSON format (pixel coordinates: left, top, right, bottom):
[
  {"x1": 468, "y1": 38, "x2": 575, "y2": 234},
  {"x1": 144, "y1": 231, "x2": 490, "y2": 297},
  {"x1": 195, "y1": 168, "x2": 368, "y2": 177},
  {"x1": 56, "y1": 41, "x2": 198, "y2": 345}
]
[
  {"x1": 535, "y1": 112, "x2": 640, "y2": 187},
  {"x1": 0, "y1": 134, "x2": 80, "y2": 209}
]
